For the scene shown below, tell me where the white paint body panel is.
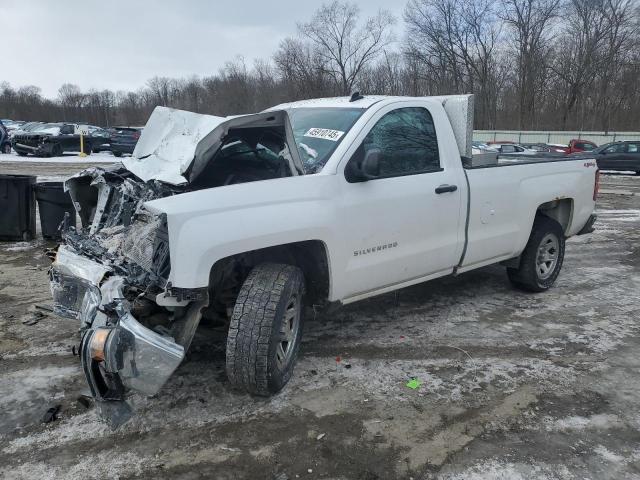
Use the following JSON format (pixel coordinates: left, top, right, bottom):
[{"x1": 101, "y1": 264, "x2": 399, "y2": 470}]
[{"x1": 141, "y1": 96, "x2": 597, "y2": 303}]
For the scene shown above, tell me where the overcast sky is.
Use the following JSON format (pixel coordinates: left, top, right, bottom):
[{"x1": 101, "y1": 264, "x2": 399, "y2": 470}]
[{"x1": 3, "y1": 0, "x2": 405, "y2": 98}]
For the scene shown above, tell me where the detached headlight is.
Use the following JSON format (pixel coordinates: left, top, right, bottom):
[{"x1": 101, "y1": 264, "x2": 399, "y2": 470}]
[{"x1": 89, "y1": 328, "x2": 111, "y2": 362}]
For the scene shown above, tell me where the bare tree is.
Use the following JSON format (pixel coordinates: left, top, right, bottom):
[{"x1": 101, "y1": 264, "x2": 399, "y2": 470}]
[
  {"x1": 274, "y1": 37, "x2": 333, "y2": 98},
  {"x1": 298, "y1": 1, "x2": 395, "y2": 94},
  {"x1": 405, "y1": 0, "x2": 503, "y2": 128},
  {"x1": 1, "y1": 0, "x2": 639, "y2": 131},
  {"x1": 501, "y1": 0, "x2": 560, "y2": 129}
]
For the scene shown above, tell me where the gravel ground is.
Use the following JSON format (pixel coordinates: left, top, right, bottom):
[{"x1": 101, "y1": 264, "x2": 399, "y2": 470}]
[{"x1": 0, "y1": 166, "x2": 639, "y2": 479}]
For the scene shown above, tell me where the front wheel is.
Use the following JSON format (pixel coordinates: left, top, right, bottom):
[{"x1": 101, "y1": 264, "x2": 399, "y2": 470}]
[
  {"x1": 507, "y1": 216, "x2": 565, "y2": 292},
  {"x1": 226, "y1": 263, "x2": 305, "y2": 396},
  {"x1": 50, "y1": 143, "x2": 62, "y2": 157},
  {"x1": 1, "y1": 143, "x2": 10, "y2": 154},
  {"x1": 112, "y1": 151, "x2": 122, "y2": 158}
]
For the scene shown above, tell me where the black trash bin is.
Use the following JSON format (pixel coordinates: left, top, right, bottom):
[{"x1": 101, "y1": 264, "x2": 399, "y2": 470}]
[
  {"x1": 34, "y1": 182, "x2": 76, "y2": 240},
  {"x1": 0, "y1": 175, "x2": 36, "y2": 241}
]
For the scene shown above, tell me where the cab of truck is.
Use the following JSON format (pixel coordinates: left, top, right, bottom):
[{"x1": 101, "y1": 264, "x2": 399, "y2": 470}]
[{"x1": 568, "y1": 139, "x2": 597, "y2": 153}]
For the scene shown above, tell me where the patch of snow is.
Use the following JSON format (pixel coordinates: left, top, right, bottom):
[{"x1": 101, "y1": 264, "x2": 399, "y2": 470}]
[
  {"x1": 3, "y1": 241, "x2": 38, "y2": 252},
  {"x1": 544, "y1": 414, "x2": 622, "y2": 432},
  {"x1": 0, "y1": 366, "x2": 79, "y2": 405},
  {"x1": 439, "y1": 459, "x2": 573, "y2": 480},
  {"x1": 0, "y1": 151, "x2": 118, "y2": 163},
  {"x1": 594, "y1": 445, "x2": 625, "y2": 463},
  {"x1": 3, "y1": 412, "x2": 108, "y2": 455}
]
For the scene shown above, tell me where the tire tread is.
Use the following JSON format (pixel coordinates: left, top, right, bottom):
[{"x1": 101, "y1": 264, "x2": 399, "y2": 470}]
[{"x1": 226, "y1": 263, "x2": 303, "y2": 396}]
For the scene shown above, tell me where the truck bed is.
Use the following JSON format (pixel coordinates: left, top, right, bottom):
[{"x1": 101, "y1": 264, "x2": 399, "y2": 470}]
[
  {"x1": 465, "y1": 154, "x2": 589, "y2": 169},
  {"x1": 459, "y1": 155, "x2": 597, "y2": 272}
]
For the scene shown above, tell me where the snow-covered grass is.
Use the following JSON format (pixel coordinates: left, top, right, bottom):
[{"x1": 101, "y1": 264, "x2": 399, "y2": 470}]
[{"x1": 0, "y1": 151, "x2": 119, "y2": 163}]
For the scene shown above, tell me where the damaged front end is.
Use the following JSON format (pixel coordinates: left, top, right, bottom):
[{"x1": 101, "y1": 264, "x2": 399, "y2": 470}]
[{"x1": 49, "y1": 166, "x2": 207, "y2": 427}]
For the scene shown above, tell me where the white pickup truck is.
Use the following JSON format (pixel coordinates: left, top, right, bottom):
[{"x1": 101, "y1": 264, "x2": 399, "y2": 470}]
[{"x1": 49, "y1": 94, "x2": 598, "y2": 424}]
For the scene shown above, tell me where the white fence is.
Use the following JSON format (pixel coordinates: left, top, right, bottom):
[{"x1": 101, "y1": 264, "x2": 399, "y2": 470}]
[{"x1": 474, "y1": 130, "x2": 640, "y2": 145}]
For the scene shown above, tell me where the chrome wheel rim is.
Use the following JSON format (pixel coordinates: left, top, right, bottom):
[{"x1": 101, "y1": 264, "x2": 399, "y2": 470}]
[
  {"x1": 276, "y1": 294, "x2": 300, "y2": 369},
  {"x1": 536, "y1": 233, "x2": 559, "y2": 280}
]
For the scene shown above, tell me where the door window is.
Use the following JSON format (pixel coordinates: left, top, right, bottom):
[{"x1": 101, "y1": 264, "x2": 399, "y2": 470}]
[
  {"x1": 575, "y1": 142, "x2": 595, "y2": 151},
  {"x1": 604, "y1": 143, "x2": 626, "y2": 154},
  {"x1": 347, "y1": 107, "x2": 440, "y2": 181},
  {"x1": 627, "y1": 143, "x2": 639, "y2": 153}
]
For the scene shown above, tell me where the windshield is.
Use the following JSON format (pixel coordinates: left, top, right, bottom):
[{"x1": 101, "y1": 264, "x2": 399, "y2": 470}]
[
  {"x1": 576, "y1": 142, "x2": 595, "y2": 151},
  {"x1": 35, "y1": 123, "x2": 62, "y2": 135},
  {"x1": 287, "y1": 107, "x2": 365, "y2": 173}
]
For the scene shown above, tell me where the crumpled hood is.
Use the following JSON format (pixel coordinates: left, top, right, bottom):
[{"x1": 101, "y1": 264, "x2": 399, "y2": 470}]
[
  {"x1": 122, "y1": 106, "x2": 302, "y2": 186},
  {"x1": 123, "y1": 107, "x2": 226, "y2": 185}
]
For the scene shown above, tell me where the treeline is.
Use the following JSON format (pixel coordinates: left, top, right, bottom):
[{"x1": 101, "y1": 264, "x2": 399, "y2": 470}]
[{"x1": 1, "y1": 0, "x2": 639, "y2": 131}]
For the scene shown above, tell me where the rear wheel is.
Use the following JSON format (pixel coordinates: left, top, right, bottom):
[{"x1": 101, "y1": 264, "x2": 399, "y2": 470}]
[
  {"x1": 226, "y1": 263, "x2": 305, "y2": 396},
  {"x1": 113, "y1": 151, "x2": 122, "y2": 158},
  {"x1": 17, "y1": 150, "x2": 28, "y2": 157},
  {"x1": 1, "y1": 143, "x2": 10, "y2": 154},
  {"x1": 507, "y1": 216, "x2": 565, "y2": 292},
  {"x1": 82, "y1": 142, "x2": 92, "y2": 155}
]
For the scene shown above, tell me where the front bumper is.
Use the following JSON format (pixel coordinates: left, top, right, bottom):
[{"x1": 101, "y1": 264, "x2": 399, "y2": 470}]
[
  {"x1": 13, "y1": 141, "x2": 55, "y2": 156},
  {"x1": 50, "y1": 245, "x2": 185, "y2": 425}
]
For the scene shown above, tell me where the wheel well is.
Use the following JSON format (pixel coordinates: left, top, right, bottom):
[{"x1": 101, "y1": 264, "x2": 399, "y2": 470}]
[
  {"x1": 208, "y1": 240, "x2": 330, "y2": 314},
  {"x1": 536, "y1": 198, "x2": 573, "y2": 233}
]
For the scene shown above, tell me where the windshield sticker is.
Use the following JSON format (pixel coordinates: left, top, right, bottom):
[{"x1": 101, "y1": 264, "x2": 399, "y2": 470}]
[{"x1": 304, "y1": 128, "x2": 345, "y2": 142}]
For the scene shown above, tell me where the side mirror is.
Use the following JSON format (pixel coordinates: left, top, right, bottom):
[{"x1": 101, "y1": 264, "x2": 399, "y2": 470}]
[
  {"x1": 346, "y1": 146, "x2": 382, "y2": 182},
  {"x1": 360, "y1": 148, "x2": 381, "y2": 180}
]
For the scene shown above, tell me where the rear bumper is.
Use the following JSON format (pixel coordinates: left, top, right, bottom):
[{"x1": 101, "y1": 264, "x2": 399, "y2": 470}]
[
  {"x1": 577, "y1": 213, "x2": 597, "y2": 235},
  {"x1": 110, "y1": 143, "x2": 136, "y2": 154},
  {"x1": 49, "y1": 245, "x2": 185, "y2": 426}
]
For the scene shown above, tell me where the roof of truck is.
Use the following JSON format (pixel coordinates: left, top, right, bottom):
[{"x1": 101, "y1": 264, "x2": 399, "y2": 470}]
[{"x1": 269, "y1": 95, "x2": 391, "y2": 110}]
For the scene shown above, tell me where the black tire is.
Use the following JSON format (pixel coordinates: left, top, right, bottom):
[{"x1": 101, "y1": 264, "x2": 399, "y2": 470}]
[
  {"x1": 17, "y1": 150, "x2": 28, "y2": 157},
  {"x1": 226, "y1": 263, "x2": 305, "y2": 396},
  {"x1": 51, "y1": 143, "x2": 62, "y2": 157},
  {"x1": 112, "y1": 151, "x2": 122, "y2": 158},
  {"x1": 1, "y1": 143, "x2": 10, "y2": 154},
  {"x1": 83, "y1": 142, "x2": 92, "y2": 155},
  {"x1": 507, "y1": 215, "x2": 565, "y2": 292}
]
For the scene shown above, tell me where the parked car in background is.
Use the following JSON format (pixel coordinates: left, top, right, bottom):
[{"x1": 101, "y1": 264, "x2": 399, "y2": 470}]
[
  {"x1": 109, "y1": 126, "x2": 143, "y2": 157},
  {"x1": 548, "y1": 139, "x2": 597, "y2": 154},
  {"x1": 572, "y1": 141, "x2": 640, "y2": 175},
  {"x1": 491, "y1": 143, "x2": 537, "y2": 155},
  {"x1": 569, "y1": 139, "x2": 597, "y2": 153},
  {"x1": 0, "y1": 120, "x2": 11, "y2": 154},
  {"x1": 87, "y1": 126, "x2": 112, "y2": 153},
  {"x1": 3, "y1": 120, "x2": 26, "y2": 134},
  {"x1": 12, "y1": 123, "x2": 93, "y2": 157},
  {"x1": 521, "y1": 143, "x2": 552, "y2": 153},
  {"x1": 9, "y1": 121, "x2": 45, "y2": 138}
]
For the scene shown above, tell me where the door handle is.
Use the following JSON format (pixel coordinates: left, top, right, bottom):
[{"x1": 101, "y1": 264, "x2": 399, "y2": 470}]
[{"x1": 435, "y1": 184, "x2": 458, "y2": 194}]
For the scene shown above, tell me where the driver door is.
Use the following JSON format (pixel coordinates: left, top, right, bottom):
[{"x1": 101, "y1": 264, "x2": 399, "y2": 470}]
[
  {"x1": 335, "y1": 105, "x2": 463, "y2": 300},
  {"x1": 598, "y1": 143, "x2": 626, "y2": 170}
]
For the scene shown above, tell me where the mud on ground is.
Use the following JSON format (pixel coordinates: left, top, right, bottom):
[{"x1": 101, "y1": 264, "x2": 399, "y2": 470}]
[{"x1": 1, "y1": 171, "x2": 640, "y2": 479}]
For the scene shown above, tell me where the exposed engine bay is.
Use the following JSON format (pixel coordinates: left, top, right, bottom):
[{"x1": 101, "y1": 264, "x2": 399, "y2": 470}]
[{"x1": 49, "y1": 114, "x2": 299, "y2": 427}]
